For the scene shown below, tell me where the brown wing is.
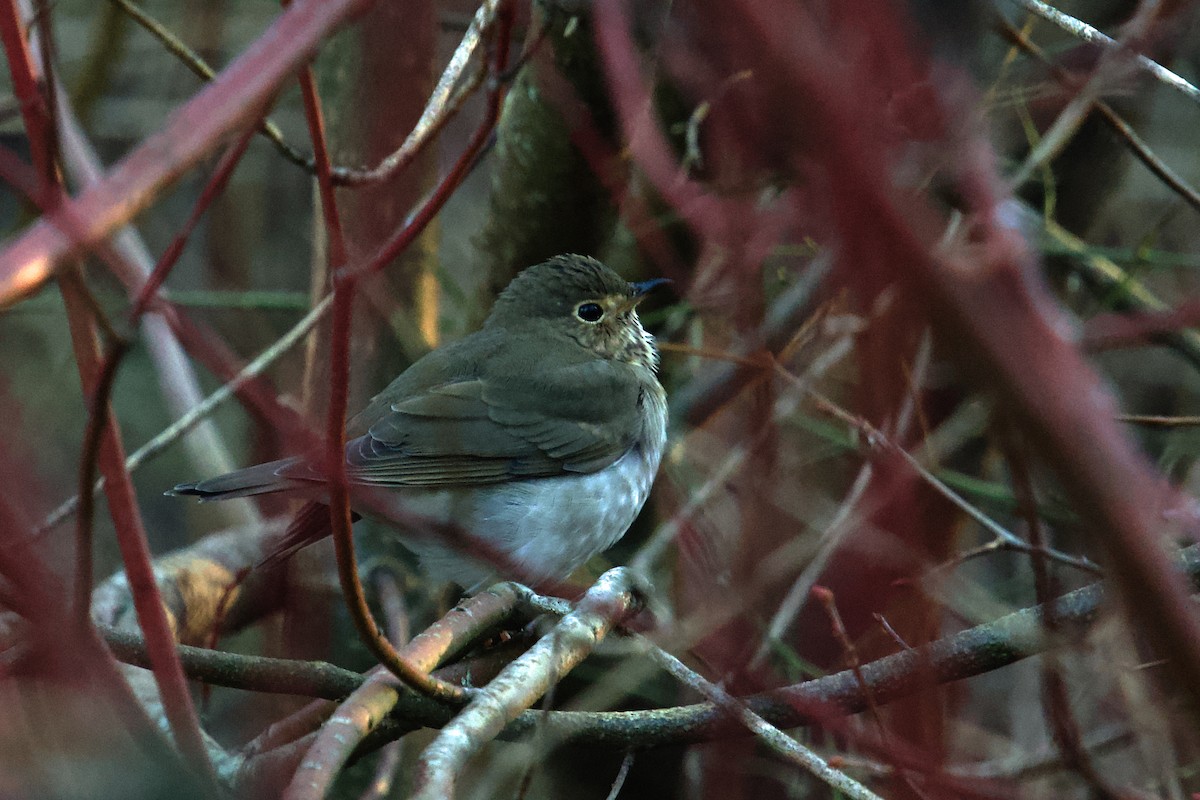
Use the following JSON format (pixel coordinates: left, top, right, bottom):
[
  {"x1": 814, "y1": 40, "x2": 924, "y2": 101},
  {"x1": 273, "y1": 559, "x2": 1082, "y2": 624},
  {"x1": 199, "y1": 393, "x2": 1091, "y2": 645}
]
[{"x1": 336, "y1": 359, "x2": 647, "y2": 488}]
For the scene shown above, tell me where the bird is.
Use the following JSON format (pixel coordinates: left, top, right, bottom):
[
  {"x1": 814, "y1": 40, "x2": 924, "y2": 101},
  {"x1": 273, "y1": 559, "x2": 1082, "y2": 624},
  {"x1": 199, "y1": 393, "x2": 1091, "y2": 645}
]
[{"x1": 170, "y1": 254, "x2": 669, "y2": 588}]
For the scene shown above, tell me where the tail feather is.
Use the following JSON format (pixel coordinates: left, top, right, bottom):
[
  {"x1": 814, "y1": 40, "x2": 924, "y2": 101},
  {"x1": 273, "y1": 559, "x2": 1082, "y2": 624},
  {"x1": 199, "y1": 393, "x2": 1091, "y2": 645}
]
[
  {"x1": 256, "y1": 500, "x2": 361, "y2": 571},
  {"x1": 167, "y1": 458, "x2": 308, "y2": 501},
  {"x1": 171, "y1": 460, "x2": 359, "y2": 570}
]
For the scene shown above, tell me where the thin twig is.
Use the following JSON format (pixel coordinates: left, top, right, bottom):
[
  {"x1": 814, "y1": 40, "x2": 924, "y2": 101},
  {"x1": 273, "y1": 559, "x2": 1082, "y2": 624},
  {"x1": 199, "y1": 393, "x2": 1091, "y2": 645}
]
[
  {"x1": 953, "y1": 724, "x2": 1133, "y2": 780},
  {"x1": 337, "y1": 0, "x2": 497, "y2": 186},
  {"x1": 632, "y1": 295, "x2": 854, "y2": 577},
  {"x1": 1005, "y1": 0, "x2": 1200, "y2": 107},
  {"x1": 1032, "y1": 207, "x2": 1200, "y2": 371},
  {"x1": 75, "y1": 337, "x2": 130, "y2": 624},
  {"x1": 108, "y1": 0, "x2": 494, "y2": 186},
  {"x1": 644, "y1": 640, "x2": 883, "y2": 800},
  {"x1": 813, "y1": 586, "x2": 884, "y2": 733},
  {"x1": 753, "y1": 330, "x2": 933, "y2": 668},
  {"x1": 315, "y1": 0, "x2": 515, "y2": 703},
  {"x1": 282, "y1": 583, "x2": 526, "y2": 800},
  {"x1": 107, "y1": 0, "x2": 314, "y2": 172},
  {"x1": 35, "y1": 294, "x2": 333, "y2": 535},
  {"x1": 604, "y1": 751, "x2": 635, "y2": 800},
  {"x1": 995, "y1": 16, "x2": 1200, "y2": 217},
  {"x1": 774, "y1": 362, "x2": 1102, "y2": 576},
  {"x1": 410, "y1": 569, "x2": 643, "y2": 800},
  {"x1": 51, "y1": 70, "x2": 255, "y2": 529},
  {"x1": 1116, "y1": 414, "x2": 1200, "y2": 427},
  {"x1": 1004, "y1": 430, "x2": 1128, "y2": 800}
]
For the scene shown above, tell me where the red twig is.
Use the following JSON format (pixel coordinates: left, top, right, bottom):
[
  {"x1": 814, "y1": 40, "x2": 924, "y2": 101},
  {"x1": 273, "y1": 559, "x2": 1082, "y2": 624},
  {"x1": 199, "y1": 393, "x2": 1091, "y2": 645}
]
[
  {"x1": 868, "y1": 43, "x2": 1200, "y2": 732},
  {"x1": 293, "y1": 45, "x2": 347, "y2": 268},
  {"x1": 358, "y1": 570, "x2": 409, "y2": 800},
  {"x1": 0, "y1": 493, "x2": 174, "y2": 750},
  {"x1": 0, "y1": 0, "x2": 52, "y2": 198},
  {"x1": 72, "y1": 132, "x2": 260, "y2": 613},
  {"x1": 340, "y1": 2, "x2": 513, "y2": 282},
  {"x1": 129, "y1": 127, "x2": 257, "y2": 320},
  {"x1": 74, "y1": 337, "x2": 130, "y2": 624},
  {"x1": 812, "y1": 585, "x2": 884, "y2": 733},
  {"x1": 62, "y1": 280, "x2": 224, "y2": 788},
  {"x1": 1004, "y1": 433, "x2": 1129, "y2": 800},
  {"x1": 0, "y1": 0, "x2": 226, "y2": 787},
  {"x1": 0, "y1": 141, "x2": 41, "y2": 200},
  {"x1": 0, "y1": 0, "x2": 373, "y2": 306},
  {"x1": 74, "y1": 124, "x2": 256, "y2": 627},
  {"x1": 625, "y1": 0, "x2": 1200, "y2": 726},
  {"x1": 303, "y1": 0, "x2": 459, "y2": 703},
  {"x1": 314, "y1": 0, "x2": 516, "y2": 703},
  {"x1": 1084, "y1": 299, "x2": 1200, "y2": 351}
]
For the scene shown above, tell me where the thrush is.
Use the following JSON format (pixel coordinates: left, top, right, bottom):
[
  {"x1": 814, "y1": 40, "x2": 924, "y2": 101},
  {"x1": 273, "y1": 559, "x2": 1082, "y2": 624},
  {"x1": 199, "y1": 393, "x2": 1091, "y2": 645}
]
[{"x1": 171, "y1": 254, "x2": 669, "y2": 587}]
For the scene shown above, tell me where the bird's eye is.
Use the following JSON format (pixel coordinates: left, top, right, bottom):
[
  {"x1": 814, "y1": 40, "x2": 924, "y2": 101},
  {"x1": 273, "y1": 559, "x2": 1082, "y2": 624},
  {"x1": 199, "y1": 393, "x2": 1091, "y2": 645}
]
[{"x1": 576, "y1": 302, "x2": 604, "y2": 323}]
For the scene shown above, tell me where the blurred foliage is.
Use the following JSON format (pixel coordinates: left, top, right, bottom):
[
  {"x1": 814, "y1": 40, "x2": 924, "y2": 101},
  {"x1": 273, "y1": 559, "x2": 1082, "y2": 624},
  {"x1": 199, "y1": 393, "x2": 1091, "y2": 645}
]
[{"x1": 5, "y1": 0, "x2": 1200, "y2": 798}]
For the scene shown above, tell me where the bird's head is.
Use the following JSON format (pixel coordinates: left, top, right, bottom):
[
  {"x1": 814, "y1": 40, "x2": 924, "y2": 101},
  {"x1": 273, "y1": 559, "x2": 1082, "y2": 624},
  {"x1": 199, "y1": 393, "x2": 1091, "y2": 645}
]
[{"x1": 486, "y1": 255, "x2": 669, "y2": 370}]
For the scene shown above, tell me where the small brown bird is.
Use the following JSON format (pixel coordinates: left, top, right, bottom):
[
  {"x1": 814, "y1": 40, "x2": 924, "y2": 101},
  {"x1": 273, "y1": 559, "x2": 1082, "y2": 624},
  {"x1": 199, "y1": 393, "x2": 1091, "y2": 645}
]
[{"x1": 171, "y1": 255, "x2": 669, "y2": 587}]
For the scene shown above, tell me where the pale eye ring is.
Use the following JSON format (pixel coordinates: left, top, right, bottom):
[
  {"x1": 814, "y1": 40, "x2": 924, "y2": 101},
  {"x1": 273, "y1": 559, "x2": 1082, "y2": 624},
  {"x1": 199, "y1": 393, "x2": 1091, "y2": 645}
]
[{"x1": 575, "y1": 302, "x2": 604, "y2": 323}]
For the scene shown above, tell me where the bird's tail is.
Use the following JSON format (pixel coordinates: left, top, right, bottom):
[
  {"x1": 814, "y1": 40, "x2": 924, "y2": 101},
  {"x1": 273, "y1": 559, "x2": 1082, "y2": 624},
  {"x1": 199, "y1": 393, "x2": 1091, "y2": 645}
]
[
  {"x1": 257, "y1": 500, "x2": 349, "y2": 570},
  {"x1": 171, "y1": 460, "x2": 359, "y2": 570},
  {"x1": 167, "y1": 458, "x2": 308, "y2": 501}
]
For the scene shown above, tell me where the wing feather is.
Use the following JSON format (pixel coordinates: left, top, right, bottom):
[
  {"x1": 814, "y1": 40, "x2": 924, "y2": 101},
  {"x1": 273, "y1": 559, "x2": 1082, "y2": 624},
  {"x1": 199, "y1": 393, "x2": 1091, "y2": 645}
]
[{"x1": 343, "y1": 360, "x2": 647, "y2": 488}]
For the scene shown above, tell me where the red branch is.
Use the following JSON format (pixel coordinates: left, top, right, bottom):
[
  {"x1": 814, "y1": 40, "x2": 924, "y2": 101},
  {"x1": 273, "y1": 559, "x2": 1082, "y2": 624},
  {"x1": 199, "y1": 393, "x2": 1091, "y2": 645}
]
[
  {"x1": 0, "y1": 0, "x2": 52, "y2": 195},
  {"x1": 588, "y1": 0, "x2": 1200, "y2": 769},
  {"x1": 130, "y1": 127, "x2": 258, "y2": 320},
  {"x1": 321, "y1": 0, "x2": 517, "y2": 701},
  {"x1": 730, "y1": 0, "x2": 1200, "y2": 718},
  {"x1": 74, "y1": 125, "x2": 258, "y2": 622},
  {"x1": 0, "y1": 0, "x2": 372, "y2": 307},
  {"x1": 0, "y1": 0, "x2": 228, "y2": 787}
]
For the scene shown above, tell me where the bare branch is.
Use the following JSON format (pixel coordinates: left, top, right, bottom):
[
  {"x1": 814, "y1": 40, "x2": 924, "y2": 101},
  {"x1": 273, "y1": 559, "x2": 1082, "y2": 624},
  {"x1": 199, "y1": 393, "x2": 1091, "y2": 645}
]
[
  {"x1": 409, "y1": 568, "x2": 642, "y2": 800},
  {"x1": 645, "y1": 640, "x2": 884, "y2": 800},
  {"x1": 1005, "y1": 0, "x2": 1200, "y2": 106}
]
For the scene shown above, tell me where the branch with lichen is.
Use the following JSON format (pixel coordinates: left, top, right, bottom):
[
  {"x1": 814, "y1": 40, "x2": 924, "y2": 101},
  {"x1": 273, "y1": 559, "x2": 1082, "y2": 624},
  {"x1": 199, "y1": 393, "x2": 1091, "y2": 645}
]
[
  {"x1": 90, "y1": 539, "x2": 1200, "y2": 757},
  {"x1": 410, "y1": 567, "x2": 642, "y2": 800}
]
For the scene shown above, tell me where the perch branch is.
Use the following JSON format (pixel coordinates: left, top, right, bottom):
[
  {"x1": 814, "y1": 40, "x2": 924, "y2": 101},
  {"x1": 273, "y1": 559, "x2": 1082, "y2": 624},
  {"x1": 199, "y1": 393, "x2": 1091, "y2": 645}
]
[{"x1": 409, "y1": 568, "x2": 642, "y2": 800}]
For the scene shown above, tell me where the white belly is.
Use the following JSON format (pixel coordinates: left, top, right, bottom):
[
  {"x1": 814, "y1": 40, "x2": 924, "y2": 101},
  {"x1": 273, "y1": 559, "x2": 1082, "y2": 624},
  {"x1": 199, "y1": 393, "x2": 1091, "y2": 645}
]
[{"x1": 392, "y1": 393, "x2": 667, "y2": 587}]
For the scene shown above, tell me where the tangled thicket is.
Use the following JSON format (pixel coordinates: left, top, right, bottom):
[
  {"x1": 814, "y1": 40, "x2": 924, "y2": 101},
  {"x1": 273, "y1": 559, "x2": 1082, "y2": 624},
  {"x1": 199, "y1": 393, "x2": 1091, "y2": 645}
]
[{"x1": 3, "y1": 0, "x2": 1200, "y2": 798}]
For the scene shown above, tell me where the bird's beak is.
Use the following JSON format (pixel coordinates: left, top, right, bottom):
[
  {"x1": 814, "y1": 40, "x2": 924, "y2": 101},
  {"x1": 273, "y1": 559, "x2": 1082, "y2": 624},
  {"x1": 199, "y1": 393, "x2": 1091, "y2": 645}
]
[
  {"x1": 630, "y1": 278, "x2": 672, "y2": 298},
  {"x1": 619, "y1": 278, "x2": 671, "y2": 314}
]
